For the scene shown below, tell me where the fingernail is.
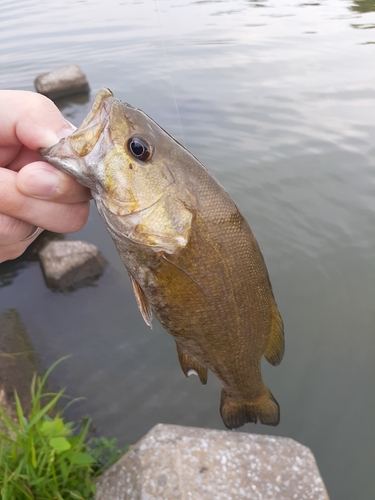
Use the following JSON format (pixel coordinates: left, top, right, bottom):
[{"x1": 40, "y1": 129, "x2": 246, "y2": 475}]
[
  {"x1": 57, "y1": 122, "x2": 76, "y2": 140},
  {"x1": 23, "y1": 169, "x2": 59, "y2": 197},
  {"x1": 38, "y1": 122, "x2": 76, "y2": 147},
  {"x1": 39, "y1": 130, "x2": 60, "y2": 148}
]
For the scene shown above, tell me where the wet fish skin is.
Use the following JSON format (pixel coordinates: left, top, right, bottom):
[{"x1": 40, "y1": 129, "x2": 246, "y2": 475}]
[{"x1": 40, "y1": 88, "x2": 284, "y2": 429}]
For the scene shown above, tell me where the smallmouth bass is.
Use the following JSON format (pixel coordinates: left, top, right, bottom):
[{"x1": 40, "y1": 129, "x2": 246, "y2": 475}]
[{"x1": 41, "y1": 88, "x2": 284, "y2": 429}]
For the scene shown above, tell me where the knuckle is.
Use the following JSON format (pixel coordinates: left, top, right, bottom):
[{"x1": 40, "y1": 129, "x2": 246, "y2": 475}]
[{"x1": 0, "y1": 214, "x2": 23, "y2": 239}]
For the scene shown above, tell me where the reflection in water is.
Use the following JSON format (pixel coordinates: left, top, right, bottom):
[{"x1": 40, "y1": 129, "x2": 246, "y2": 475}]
[
  {"x1": 351, "y1": 22, "x2": 375, "y2": 29},
  {"x1": 0, "y1": 260, "x2": 27, "y2": 288},
  {"x1": 0, "y1": 309, "x2": 43, "y2": 410},
  {"x1": 0, "y1": 233, "x2": 61, "y2": 288},
  {"x1": 246, "y1": 0, "x2": 268, "y2": 6},
  {"x1": 55, "y1": 91, "x2": 92, "y2": 113},
  {"x1": 350, "y1": 0, "x2": 375, "y2": 13}
]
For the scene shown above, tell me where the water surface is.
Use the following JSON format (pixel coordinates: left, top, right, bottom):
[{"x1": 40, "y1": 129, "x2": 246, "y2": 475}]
[{"x1": 1, "y1": 1, "x2": 375, "y2": 498}]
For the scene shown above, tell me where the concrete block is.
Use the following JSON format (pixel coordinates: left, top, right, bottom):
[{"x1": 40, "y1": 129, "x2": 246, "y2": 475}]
[
  {"x1": 95, "y1": 423, "x2": 329, "y2": 500},
  {"x1": 39, "y1": 240, "x2": 106, "y2": 289},
  {"x1": 34, "y1": 65, "x2": 89, "y2": 99}
]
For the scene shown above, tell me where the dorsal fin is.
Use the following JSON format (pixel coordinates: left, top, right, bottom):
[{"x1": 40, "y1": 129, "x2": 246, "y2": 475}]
[
  {"x1": 176, "y1": 343, "x2": 208, "y2": 385},
  {"x1": 128, "y1": 274, "x2": 153, "y2": 328},
  {"x1": 263, "y1": 304, "x2": 284, "y2": 366}
]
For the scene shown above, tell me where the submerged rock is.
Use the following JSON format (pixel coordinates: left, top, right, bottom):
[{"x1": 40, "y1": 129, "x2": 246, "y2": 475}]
[
  {"x1": 39, "y1": 240, "x2": 106, "y2": 290},
  {"x1": 95, "y1": 423, "x2": 329, "y2": 500},
  {"x1": 0, "y1": 309, "x2": 42, "y2": 424},
  {"x1": 34, "y1": 65, "x2": 89, "y2": 99}
]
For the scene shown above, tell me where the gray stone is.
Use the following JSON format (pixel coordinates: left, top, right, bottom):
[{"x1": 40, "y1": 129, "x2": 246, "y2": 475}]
[
  {"x1": 39, "y1": 240, "x2": 106, "y2": 289},
  {"x1": 0, "y1": 309, "x2": 42, "y2": 427},
  {"x1": 34, "y1": 65, "x2": 89, "y2": 99},
  {"x1": 95, "y1": 423, "x2": 329, "y2": 500}
]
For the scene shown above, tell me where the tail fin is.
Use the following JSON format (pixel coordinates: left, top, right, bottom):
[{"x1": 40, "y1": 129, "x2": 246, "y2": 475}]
[{"x1": 220, "y1": 387, "x2": 280, "y2": 429}]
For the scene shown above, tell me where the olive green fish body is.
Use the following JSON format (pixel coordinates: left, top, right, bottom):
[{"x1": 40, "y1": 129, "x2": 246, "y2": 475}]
[
  {"x1": 112, "y1": 172, "x2": 282, "y2": 428},
  {"x1": 41, "y1": 88, "x2": 284, "y2": 429}
]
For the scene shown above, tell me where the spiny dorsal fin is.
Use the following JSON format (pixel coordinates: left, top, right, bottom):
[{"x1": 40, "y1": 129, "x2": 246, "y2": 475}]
[
  {"x1": 176, "y1": 343, "x2": 208, "y2": 385},
  {"x1": 128, "y1": 274, "x2": 153, "y2": 328},
  {"x1": 264, "y1": 304, "x2": 284, "y2": 366}
]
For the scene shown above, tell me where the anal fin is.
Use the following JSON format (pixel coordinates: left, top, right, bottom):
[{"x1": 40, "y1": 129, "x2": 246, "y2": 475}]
[
  {"x1": 264, "y1": 304, "x2": 284, "y2": 366},
  {"x1": 129, "y1": 274, "x2": 153, "y2": 328},
  {"x1": 176, "y1": 343, "x2": 208, "y2": 385}
]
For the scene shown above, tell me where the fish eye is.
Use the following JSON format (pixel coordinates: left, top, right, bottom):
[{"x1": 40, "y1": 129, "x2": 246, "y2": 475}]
[{"x1": 127, "y1": 136, "x2": 152, "y2": 161}]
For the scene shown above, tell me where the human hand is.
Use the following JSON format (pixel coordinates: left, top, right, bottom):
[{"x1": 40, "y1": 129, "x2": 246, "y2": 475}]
[{"x1": 0, "y1": 90, "x2": 91, "y2": 263}]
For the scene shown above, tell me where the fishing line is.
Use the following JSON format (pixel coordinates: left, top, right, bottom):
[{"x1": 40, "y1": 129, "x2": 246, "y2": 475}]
[{"x1": 153, "y1": 0, "x2": 186, "y2": 146}]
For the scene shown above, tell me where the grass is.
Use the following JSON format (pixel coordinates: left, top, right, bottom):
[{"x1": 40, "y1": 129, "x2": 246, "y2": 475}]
[{"x1": 0, "y1": 358, "x2": 128, "y2": 499}]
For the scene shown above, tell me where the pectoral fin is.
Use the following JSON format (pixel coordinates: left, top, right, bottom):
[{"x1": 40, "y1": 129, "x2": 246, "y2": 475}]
[
  {"x1": 264, "y1": 304, "x2": 284, "y2": 366},
  {"x1": 129, "y1": 274, "x2": 153, "y2": 328},
  {"x1": 176, "y1": 343, "x2": 208, "y2": 385}
]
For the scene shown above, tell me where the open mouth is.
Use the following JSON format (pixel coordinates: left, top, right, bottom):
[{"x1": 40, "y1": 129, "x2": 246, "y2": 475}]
[{"x1": 39, "y1": 89, "x2": 116, "y2": 179}]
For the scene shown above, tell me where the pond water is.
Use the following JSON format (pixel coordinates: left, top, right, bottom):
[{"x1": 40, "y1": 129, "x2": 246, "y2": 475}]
[{"x1": 1, "y1": 0, "x2": 375, "y2": 498}]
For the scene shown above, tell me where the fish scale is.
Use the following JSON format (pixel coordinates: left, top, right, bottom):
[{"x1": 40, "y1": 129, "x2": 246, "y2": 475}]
[{"x1": 41, "y1": 88, "x2": 284, "y2": 429}]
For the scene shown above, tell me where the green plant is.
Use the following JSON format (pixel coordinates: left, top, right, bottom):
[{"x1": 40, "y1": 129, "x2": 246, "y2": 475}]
[{"x1": 0, "y1": 358, "x2": 128, "y2": 499}]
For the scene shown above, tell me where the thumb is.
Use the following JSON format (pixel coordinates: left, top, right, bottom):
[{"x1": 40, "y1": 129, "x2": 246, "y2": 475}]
[{"x1": 0, "y1": 90, "x2": 74, "y2": 150}]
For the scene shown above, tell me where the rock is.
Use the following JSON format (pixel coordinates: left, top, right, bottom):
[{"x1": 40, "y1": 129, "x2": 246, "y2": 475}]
[
  {"x1": 95, "y1": 423, "x2": 329, "y2": 500},
  {"x1": 0, "y1": 309, "x2": 42, "y2": 425},
  {"x1": 34, "y1": 65, "x2": 89, "y2": 99},
  {"x1": 39, "y1": 240, "x2": 106, "y2": 290}
]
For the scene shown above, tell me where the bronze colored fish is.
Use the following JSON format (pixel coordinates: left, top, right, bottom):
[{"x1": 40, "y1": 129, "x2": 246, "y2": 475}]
[{"x1": 41, "y1": 88, "x2": 284, "y2": 429}]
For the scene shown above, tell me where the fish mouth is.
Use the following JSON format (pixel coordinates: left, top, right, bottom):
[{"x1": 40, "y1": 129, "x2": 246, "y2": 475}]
[
  {"x1": 42, "y1": 88, "x2": 115, "y2": 157},
  {"x1": 70, "y1": 88, "x2": 115, "y2": 156},
  {"x1": 39, "y1": 88, "x2": 117, "y2": 187},
  {"x1": 40, "y1": 88, "x2": 138, "y2": 172}
]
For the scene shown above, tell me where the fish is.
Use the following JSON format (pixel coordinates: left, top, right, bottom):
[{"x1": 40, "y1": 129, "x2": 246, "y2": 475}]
[{"x1": 40, "y1": 88, "x2": 284, "y2": 429}]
